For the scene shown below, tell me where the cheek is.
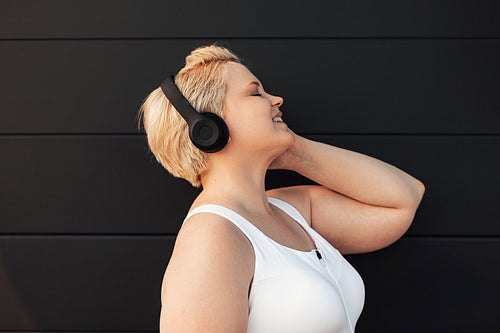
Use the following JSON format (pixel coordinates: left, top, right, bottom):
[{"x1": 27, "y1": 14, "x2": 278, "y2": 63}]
[
  {"x1": 227, "y1": 116, "x2": 273, "y2": 145},
  {"x1": 227, "y1": 108, "x2": 270, "y2": 129},
  {"x1": 224, "y1": 102, "x2": 275, "y2": 139},
  {"x1": 227, "y1": 115, "x2": 251, "y2": 133},
  {"x1": 237, "y1": 116, "x2": 273, "y2": 132}
]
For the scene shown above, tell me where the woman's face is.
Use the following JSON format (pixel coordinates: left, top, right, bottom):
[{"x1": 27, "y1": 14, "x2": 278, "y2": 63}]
[{"x1": 222, "y1": 62, "x2": 294, "y2": 156}]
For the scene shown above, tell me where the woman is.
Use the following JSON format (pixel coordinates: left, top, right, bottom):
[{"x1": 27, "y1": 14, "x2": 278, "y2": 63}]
[{"x1": 138, "y1": 43, "x2": 425, "y2": 333}]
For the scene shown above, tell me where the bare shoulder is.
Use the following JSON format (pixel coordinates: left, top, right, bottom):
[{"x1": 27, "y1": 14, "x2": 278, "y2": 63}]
[
  {"x1": 266, "y1": 185, "x2": 314, "y2": 227},
  {"x1": 160, "y1": 212, "x2": 254, "y2": 333}
]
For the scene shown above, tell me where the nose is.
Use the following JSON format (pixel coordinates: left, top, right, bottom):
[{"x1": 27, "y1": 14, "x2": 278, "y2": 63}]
[{"x1": 271, "y1": 94, "x2": 284, "y2": 108}]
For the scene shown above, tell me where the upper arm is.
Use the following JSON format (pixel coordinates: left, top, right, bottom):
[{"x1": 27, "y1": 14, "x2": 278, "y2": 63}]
[
  {"x1": 267, "y1": 184, "x2": 424, "y2": 255},
  {"x1": 306, "y1": 185, "x2": 423, "y2": 254},
  {"x1": 160, "y1": 213, "x2": 254, "y2": 333}
]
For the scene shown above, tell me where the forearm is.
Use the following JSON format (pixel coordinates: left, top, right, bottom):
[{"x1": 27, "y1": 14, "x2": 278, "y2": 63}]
[{"x1": 289, "y1": 135, "x2": 425, "y2": 209}]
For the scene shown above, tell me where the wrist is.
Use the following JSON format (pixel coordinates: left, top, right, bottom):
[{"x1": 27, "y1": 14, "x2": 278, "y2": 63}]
[
  {"x1": 268, "y1": 133, "x2": 314, "y2": 171},
  {"x1": 284, "y1": 134, "x2": 313, "y2": 172}
]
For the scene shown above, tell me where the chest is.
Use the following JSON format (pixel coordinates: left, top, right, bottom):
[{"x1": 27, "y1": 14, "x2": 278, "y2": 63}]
[{"x1": 245, "y1": 210, "x2": 316, "y2": 252}]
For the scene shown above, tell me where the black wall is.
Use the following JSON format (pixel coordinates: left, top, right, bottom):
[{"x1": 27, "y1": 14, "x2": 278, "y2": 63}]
[{"x1": 1, "y1": 1, "x2": 499, "y2": 332}]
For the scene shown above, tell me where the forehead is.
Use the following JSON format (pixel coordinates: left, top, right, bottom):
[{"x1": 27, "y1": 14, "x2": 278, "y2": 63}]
[{"x1": 225, "y1": 62, "x2": 260, "y2": 92}]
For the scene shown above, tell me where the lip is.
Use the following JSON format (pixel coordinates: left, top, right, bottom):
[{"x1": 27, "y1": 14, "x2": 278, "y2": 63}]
[{"x1": 272, "y1": 111, "x2": 286, "y2": 125}]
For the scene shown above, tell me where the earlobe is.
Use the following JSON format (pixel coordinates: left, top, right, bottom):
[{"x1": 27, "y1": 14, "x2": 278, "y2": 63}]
[{"x1": 225, "y1": 135, "x2": 232, "y2": 147}]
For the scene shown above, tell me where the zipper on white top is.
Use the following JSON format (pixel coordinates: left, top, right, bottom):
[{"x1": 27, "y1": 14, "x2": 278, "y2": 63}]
[{"x1": 314, "y1": 249, "x2": 354, "y2": 333}]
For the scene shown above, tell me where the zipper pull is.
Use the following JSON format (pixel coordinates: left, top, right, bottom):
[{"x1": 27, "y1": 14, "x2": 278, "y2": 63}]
[
  {"x1": 315, "y1": 249, "x2": 322, "y2": 260},
  {"x1": 315, "y1": 249, "x2": 327, "y2": 267}
]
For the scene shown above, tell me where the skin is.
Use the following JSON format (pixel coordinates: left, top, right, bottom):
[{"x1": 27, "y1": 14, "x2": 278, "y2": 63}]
[{"x1": 160, "y1": 62, "x2": 302, "y2": 333}]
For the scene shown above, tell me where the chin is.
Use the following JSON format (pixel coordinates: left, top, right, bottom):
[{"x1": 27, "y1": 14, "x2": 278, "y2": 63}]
[{"x1": 272, "y1": 133, "x2": 294, "y2": 153}]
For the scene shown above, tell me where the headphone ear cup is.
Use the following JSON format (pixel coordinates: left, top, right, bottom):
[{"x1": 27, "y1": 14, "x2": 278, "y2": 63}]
[{"x1": 189, "y1": 112, "x2": 229, "y2": 153}]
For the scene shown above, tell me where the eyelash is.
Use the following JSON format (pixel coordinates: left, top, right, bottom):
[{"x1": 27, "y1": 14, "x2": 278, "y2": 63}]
[{"x1": 253, "y1": 93, "x2": 262, "y2": 96}]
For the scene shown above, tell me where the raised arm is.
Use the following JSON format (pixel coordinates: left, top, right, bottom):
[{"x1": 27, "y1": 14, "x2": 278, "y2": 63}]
[{"x1": 268, "y1": 132, "x2": 425, "y2": 254}]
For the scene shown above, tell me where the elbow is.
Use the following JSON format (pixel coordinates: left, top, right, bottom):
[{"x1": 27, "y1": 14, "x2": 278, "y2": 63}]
[
  {"x1": 411, "y1": 180, "x2": 425, "y2": 209},
  {"x1": 418, "y1": 180, "x2": 425, "y2": 199},
  {"x1": 400, "y1": 180, "x2": 425, "y2": 210}
]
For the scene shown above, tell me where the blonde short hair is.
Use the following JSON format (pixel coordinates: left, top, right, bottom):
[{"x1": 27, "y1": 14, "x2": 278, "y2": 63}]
[{"x1": 137, "y1": 43, "x2": 242, "y2": 188}]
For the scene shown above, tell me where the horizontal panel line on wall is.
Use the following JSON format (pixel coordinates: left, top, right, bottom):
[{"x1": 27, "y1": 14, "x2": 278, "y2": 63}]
[
  {"x1": 2, "y1": 37, "x2": 500, "y2": 42},
  {"x1": 0, "y1": 133, "x2": 146, "y2": 137},
  {"x1": 0, "y1": 330, "x2": 158, "y2": 333},
  {"x1": 404, "y1": 235, "x2": 500, "y2": 240},
  {"x1": 0, "y1": 234, "x2": 499, "y2": 241},
  {"x1": 0, "y1": 133, "x2": 499, "y2": 137},
  {"x1": 0, "y1": 233, "x2": 178, "y2": 237}
]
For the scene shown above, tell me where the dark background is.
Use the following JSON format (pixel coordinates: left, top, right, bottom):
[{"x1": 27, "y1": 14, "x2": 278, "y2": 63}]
[{"x1": 1, "y1": 1, "x2": 499, "y2": 332}]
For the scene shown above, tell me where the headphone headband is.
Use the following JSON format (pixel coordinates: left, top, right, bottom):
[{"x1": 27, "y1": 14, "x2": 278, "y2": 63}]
[
  {"x1": 159, "y1": 74, "x2": 229, "y2": 153},
  {"x1": 160, "y1": 75, "x2": 203, "y2": 125}
]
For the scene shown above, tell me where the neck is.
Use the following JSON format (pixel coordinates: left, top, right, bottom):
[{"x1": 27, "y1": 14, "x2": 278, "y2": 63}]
[{"x1": 199, "y1": 152, "x2": 276, "y2": 215}]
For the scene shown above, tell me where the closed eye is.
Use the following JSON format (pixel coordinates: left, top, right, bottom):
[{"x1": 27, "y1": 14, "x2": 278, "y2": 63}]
[{"x1": 253, "y1": 93, "x2": 263, "y2": 96}]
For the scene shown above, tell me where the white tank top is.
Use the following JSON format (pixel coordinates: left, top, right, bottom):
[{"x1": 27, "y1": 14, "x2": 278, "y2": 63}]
[{"x1": 182, "y1": 196, "x2": 365, "y2": 333}]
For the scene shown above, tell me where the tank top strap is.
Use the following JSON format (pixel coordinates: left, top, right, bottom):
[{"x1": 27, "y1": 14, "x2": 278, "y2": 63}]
[
  {"x1": 182, "y1": 197, "x2": 313, "y2": 254},
  {"x1": 266, "y1": 197, "x2": 311, "y2": 231},
  {"x1": 182, "y1": 204, "x2": 265, "y2": 248}
]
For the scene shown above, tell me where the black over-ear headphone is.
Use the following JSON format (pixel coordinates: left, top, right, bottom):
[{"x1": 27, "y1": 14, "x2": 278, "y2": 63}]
[{"x1": 160, "y1": 75, "x2": 229, "y2": 153}]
